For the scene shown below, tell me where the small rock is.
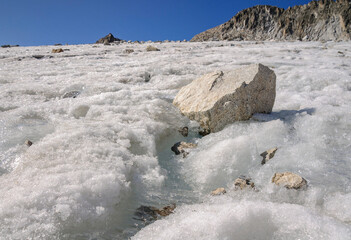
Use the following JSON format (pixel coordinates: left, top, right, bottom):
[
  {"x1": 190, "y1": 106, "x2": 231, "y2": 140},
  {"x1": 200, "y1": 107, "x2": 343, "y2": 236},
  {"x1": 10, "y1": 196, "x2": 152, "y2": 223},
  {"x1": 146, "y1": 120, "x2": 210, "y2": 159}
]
[
  {"x1": 54, "y1": 43, "x2": 62, "y2": 46},
  {"x1": 272, "y1": 172, "x2": 307, "y2": 190},
  {"x1": 32, "y1": 55, "x2": 45, "y2": 59},
  {"x1": 260, "y1": 147, "x2": 278, "y2": 165},
  {"x1": 62, "y1": 91, "x2": 80, "y2": 99},
  {"x1": 146, "y1": 46, "x2": 160, "y2": 52},
  {"x1": 52, "y1": 48, "x2": 64, "y2": 53},
  {"x1": 154, "y1": 204, "x2": 176, "y2": 217},
  {"x1": 338, "y1": 51, "x2": 344, "y2": 56},
  {"x1": 144, "y1": 72, "x2": 151, "y2": 82},
  {"x1": 234, "y1": 176, "x2": 255, "y2": 190},
  {"x1": 211, "y1": 188, "x2": 226, "y2": 196},
  {"x1": 171, "y1": 141, "x2": 197, "y2": 157},
  {"x1": 124, "y1": 49, "x2": 134, "y2": 54},
  {"x1": 25, "y1": 140, "x2": 33, "y2": 147},
  {"x1": 178, "y1": 127, "x2": 188, "y2": 137},
  {"x1": 199, "y1": 128, "x2": 210, "y2": 137},
  {"x1": 133, "y1": 204, "x2": 176, "y2": 222},
  {"x1": 133, "y1": 206, "x2": 158, "y2": 222}
]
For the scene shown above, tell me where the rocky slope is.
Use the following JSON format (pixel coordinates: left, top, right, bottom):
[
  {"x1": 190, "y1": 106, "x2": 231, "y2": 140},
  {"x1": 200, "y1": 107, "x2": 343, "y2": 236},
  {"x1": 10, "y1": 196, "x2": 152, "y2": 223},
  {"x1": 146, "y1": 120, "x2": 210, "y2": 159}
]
[{"x1": 191, "y1": 0, "x2": 351, "y2": 41}]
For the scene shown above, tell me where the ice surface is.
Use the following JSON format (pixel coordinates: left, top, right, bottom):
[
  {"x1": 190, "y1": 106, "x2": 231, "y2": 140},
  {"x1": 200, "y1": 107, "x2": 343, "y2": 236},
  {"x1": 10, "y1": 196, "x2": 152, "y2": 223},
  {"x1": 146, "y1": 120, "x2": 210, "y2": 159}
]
[{"x1": 0, "y1": 41, "x2": 350, "y2": 239}]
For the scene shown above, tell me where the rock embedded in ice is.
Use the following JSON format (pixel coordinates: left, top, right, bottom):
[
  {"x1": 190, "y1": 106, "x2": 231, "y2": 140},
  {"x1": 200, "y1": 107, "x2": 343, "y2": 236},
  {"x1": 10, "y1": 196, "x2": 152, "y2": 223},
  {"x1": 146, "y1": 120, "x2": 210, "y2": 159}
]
[
  {"x1": 154, "y1": 204, "x2": 176, "y2": 217},
  {"x1": 234, "y1": 176, "x2": 255, "y2": 190},
  {"x1": 260, "y1": 147, "x2": 278, "y2": 165},
  {"x1": 173, "y1": 64, "x2": 276, "y2": 133},
  {"x1": 211, "y1": 187, "x2": 226, "y2": 196},
  {"x1": 171, "y1": 141, "x2": 197, "y2": 157},
  {"x1": 32, "y1": 55, "x2": 45, "y2": 59},
  {"x1": 178, "y1": 127, "x2": 189, "y2": 137},
  {"x1": 146, "y1": 45, "x2": 160, "y2": 52},
  {"x1": 52, "y1": 48, "x2": 64, "y2": 53},
  {"x1": 134, "y1": 204, "x2": 176, "y2": 222},
  {"x1": 62, "y1": 91, "x2": 80, "y2": 99},
  {"x1": 124, "y1": 49, "x2": 134, "y2": 54},
  {"x1": 25, "y1": 140, "x2": 33, "y2": 147},
  {"x1": 144, "y1": 72, "x2": 151, "y2": 82},
  {"x1": 272, "y1": 172, "x2": 307, "y2": 190}
]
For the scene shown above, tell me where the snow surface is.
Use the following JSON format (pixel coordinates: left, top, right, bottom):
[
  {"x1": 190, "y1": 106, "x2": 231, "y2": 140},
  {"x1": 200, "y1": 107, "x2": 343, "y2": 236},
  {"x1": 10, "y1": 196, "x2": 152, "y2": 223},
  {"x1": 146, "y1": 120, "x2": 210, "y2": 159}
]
[{"x1": 0, "y1": 41, "x2": 350, "y2": 239}]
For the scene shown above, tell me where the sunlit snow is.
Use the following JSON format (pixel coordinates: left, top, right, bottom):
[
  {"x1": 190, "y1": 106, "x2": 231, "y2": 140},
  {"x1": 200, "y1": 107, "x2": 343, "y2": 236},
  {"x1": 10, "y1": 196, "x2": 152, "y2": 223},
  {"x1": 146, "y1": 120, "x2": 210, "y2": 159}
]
[{"x1": 0, "y1": 41, "x2": 350, "y2": 239}]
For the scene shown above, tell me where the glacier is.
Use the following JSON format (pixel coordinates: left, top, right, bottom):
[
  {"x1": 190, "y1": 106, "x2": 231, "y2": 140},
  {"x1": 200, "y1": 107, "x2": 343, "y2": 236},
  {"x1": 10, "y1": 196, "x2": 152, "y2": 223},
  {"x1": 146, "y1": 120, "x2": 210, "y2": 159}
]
[{"x1": 0, "y1": 41, "x2": 350, "y2": 239}]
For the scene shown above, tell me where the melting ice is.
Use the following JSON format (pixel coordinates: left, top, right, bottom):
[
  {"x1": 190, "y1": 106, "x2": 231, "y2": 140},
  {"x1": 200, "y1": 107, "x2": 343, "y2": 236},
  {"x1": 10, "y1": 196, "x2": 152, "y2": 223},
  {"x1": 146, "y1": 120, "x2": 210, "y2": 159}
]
[{"x1": 0, "y1": 41, "x2": 350, "y2": 239}]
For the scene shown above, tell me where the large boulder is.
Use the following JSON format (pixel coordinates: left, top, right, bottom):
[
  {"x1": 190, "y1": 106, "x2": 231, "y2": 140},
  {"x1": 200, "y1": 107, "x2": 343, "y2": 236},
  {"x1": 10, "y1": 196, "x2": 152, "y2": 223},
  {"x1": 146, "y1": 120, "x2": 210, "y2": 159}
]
[{"x1": 173, "y1": 64, "x2": 276, "y2": 133}]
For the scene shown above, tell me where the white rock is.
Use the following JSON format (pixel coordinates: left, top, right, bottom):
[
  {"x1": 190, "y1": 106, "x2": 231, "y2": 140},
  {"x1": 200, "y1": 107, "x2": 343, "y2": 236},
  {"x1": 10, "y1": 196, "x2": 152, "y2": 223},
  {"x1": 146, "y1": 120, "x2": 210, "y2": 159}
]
[
  {"x1": 272, "y1": 172, "x2": 307, "y2": 190},
  {"x1": 173, "y1": 64, "x2": 276, "y2": 133},
  {"x1": 211, "y1": 188, "x2": 226, "y2": 196}
]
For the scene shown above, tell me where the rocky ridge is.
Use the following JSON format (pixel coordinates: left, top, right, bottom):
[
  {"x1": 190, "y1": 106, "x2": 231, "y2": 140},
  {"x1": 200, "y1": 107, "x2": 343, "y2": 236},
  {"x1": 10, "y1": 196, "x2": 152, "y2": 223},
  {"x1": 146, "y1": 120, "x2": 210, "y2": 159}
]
[{"x1": 191, "y1": 0, "x2": 351, "y2": 41}]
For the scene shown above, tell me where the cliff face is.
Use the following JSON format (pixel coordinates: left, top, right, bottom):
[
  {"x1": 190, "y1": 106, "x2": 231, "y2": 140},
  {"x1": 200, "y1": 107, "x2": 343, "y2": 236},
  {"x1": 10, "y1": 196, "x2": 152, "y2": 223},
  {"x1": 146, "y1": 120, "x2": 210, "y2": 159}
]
[{"x1": 191, "y1": 0, "x2": 351, "y2": 41}]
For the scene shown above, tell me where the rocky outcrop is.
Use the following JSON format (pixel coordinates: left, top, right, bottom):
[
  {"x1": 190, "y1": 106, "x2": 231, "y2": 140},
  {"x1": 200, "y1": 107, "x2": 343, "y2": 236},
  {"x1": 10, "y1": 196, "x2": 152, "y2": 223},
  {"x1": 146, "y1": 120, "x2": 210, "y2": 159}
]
[
  {"x1": 96, "y1": 33, "x2": 121, "y2": 44},
  {"x1": 173, "y1": 64, "x2": 276, "y2": 133},
  {"x1": 272, "y1": 172, "x2": 307, "y2": 189},
  {"x1": 191, "y1": 0, "x2": 351, "y2": 42}
]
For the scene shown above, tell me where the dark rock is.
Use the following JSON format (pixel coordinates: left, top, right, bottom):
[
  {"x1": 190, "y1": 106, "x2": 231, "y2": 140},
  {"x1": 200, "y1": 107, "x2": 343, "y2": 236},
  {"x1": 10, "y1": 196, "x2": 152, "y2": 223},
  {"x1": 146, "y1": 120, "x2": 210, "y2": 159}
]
[
  {"x1": 178, "y1": 127, "x2": 188, "y2": 137},
  {"x1": 96, "y1": 33, "x2": 121, "y2": 44},
  {"x1": 62, "y1": 91, "x2": 80, "y2": 99},
  {"x1": 144, "y1": 72, "x2": 151, "y2": 82},
  {"x1": 54, "y1": 43, "x2": 62, "y2": 46},
  {"x1": 272, "y1": 172, "x2": 307, "y2": 190},
  {"x1": 25, "y1": 140, "x2": 33, "y2": 147},
  {"x1": 1, "y1": 45, "x2": 11, "y2": 48},
  {"x1": 191, "y1": 0, "x2": 351, "y2": 42},
  {"x1": 171, "y1": 141, "x2": 197, "y2": 157},
  {"x1": 32, "y1": 55, "x2": 45, "y2": 59}
]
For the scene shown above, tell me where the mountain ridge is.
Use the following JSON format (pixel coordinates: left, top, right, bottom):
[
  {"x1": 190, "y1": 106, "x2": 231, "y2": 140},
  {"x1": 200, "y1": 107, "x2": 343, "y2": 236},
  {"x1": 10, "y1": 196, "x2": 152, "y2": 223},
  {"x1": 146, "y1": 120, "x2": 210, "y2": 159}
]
[{"x1": 191, "y1": 0, "x2": 351, "y2": 41}]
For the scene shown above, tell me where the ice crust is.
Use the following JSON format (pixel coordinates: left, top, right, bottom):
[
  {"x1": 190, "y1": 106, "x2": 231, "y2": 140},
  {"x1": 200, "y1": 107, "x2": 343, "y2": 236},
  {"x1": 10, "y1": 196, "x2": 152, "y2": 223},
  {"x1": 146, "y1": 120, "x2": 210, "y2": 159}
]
[{"x1": 0, "y1": 41, "x2": 350, "y2": 239}]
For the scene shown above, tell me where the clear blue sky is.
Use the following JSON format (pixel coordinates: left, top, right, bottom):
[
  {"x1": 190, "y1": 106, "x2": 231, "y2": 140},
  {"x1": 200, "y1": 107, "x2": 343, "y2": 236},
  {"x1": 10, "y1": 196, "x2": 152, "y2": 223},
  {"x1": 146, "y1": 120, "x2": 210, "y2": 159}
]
[{"x1": 0, "y1": 0, "x2": 311, "y2": 46}]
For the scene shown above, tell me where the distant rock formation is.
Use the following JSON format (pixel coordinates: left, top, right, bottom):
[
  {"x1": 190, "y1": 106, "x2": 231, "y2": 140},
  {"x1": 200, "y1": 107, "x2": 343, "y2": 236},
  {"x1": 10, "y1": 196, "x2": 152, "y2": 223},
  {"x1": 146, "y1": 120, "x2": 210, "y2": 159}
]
[
  {"x1": 191, "y1": 0, "x2": 351, "y2": 41},
  {"x1": 96, "y1": 33, "x2": 121, "y2": 44}
]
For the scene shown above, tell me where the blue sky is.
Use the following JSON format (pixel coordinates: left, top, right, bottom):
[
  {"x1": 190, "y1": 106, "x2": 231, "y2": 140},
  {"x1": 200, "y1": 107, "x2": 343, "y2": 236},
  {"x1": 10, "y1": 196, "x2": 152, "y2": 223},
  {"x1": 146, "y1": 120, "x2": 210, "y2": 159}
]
[{"x1": 0, "y1": 0, "x2": 311, "y2": 46}]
